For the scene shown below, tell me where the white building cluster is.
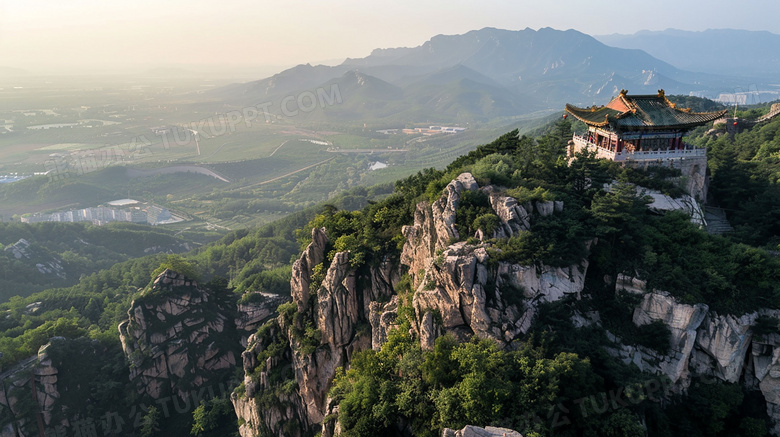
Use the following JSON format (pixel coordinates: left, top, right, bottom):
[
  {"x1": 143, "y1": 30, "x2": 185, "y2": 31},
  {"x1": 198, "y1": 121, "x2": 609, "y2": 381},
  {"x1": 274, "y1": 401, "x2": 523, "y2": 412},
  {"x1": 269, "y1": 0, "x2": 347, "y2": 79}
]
[{"x1": 21, "y1": 199, "x2": 173, "y2": 226}]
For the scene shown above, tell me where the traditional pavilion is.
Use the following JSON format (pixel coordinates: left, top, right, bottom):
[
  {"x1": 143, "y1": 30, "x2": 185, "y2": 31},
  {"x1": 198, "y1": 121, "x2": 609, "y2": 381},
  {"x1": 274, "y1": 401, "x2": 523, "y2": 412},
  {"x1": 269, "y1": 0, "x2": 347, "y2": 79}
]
[{"x1": 565, "y1": 89, "x2": 726, "y2": 162}]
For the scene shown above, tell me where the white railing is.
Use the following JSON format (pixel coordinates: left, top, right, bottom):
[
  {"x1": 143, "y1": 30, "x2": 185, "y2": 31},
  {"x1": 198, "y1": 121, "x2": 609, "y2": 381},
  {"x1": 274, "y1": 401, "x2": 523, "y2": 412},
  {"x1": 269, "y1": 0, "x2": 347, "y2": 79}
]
[{"x1": 572, "y1": 135, "x2": 705, "y2": 162}]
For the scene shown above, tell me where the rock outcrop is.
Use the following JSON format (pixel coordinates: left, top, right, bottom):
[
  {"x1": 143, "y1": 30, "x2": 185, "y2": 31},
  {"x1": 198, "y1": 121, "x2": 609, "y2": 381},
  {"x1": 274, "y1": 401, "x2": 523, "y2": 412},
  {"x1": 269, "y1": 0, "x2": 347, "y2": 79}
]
[
  {"x1": 608, "y1": 275, "x2": 780, "y2": 433},
  {"x1": 34, "y1": 341, "x2": 62, "y2": 427},
  {"x1": 442, "y1": 425, "x2": 524, "y2": 437},
  {"x1": 3, "y1": 238, "x2": 66, "y2": 279},
  {"x1": 236, "y1": 292, "x2": 290, "y2": 346},
  {"x1": 399, "y1": 174, "x2": 587, "y2": 349},
  {"x1": 232, "y1": 171, "x2": 780, "y2": 436},
  {"x1": 291, "y1": 227, "x2": 328, "y2": 312},
  {"x1": 0, "y1": 343, "x2": 62, "y2": 437},
  {"x1": 608, "y1": 279, "x2": 711, "y2": 389},
  {"x1": 234, "y1": 224, "x2": 393, "y2": 436},
  {"x1": 294, "y1": 250, "x2": 371, "y2": 425},
  {"x1": 370, "y1": 296, "x2": 399, "y2": 350},
  {"x1": 0, "y1": 337, "x2": 121, "y2": 437},
  {"x1": 486, "y1": 192, "x2": 531, "y2": 238},
  {"x1": 410, "y1": 240, "x2": 587, "y2": 348},
  {"x1": 753, "y1": 329, "x2": 780, "y2": 436},
  {"x1": 640, "y1": 187, "x2": 705, "y2": 226},
  {"x1": 231, "y1": 172, "x2": 590, "y2": 434},
  {"x1": 691, "y1": 312, "x2": 757, "y2": 383},
  {"x1": 118, "y1": 269, "x2": 238, "y2": 400},
  {"x1": 231, "y1": 326, "x2": 312, "y2": 437},
  {"x1": 430, "y1": 173, "x2": 479, "y2": 247}
]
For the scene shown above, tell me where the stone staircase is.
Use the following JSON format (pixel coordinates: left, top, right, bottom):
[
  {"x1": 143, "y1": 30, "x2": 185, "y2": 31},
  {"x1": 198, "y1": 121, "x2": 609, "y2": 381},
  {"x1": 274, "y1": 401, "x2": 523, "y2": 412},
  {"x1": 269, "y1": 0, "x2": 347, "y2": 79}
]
[{"x1": 704, "y1": 206, "x2": 734, "y2": 235}]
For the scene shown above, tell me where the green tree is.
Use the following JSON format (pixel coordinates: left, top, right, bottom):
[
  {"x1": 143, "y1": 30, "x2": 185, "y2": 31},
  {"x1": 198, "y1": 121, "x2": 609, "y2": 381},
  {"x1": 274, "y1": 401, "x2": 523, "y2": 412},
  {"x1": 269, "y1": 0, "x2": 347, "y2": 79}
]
[
  {"x1": 140, "y1": 405, "x2": 161, "y2": 437},
  {"x1": 191, "y1": 398, "x2": 236, "y2": 436},
  {"x1": 150, "y1": 254, "x2": 201, "y2": 281}
]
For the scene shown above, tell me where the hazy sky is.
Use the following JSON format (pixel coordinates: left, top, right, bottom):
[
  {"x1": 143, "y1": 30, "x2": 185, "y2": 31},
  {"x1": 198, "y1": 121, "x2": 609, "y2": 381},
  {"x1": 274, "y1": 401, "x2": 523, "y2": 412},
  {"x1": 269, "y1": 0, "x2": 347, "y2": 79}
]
[{"x1": 1, "y1": 0, "x2": 778, "y2": 77}]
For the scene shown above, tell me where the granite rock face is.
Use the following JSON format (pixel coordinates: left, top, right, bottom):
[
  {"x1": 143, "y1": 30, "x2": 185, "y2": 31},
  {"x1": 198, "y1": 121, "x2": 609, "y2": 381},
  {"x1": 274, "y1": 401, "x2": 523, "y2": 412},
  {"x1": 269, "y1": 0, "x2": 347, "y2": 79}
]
[
  {"x1": 430, "y1": 173, "x2": 479, "y2": 248},
  {"x1": 607, "y1": 279, "x2": 711, "y2": 389},
  {"x1": 231, "y1": 172, "x2": 780, "y2": 436},
  {"x1": 400, "y1": 173, "x2": 585, "y2": 349},
  {"x1": 442, "y1": 425, "x2": 524, "y2": 437},
  {"x1": 231, "y1": 327, "x2": 312, "y2": 437},
  {"x1": 236, "y1": 292, "x2": 291, "y2": 347},
  {"x1": 631, "y1": 290, "x2": 709, "y2": 386},
  {"x1": 233, "y1": 173, "x2": 587, "y2": 434},
  {"x1": 608, "y1": 276, "x2": 780, "y2": 434},
  {"x1": 234, "y1": 224, "x2": 391, "y2": 436},
  {"x1": 291, "y1": 228, "x2": 328, "y2": 312},
  {"x1": 118, "y1": 269, "x2": 238, "y2": 400},
  {"x1": 692, "y1": 312, "x2": 757, "y2": 383},
  {"x1": 370, "y1": 296, "x2": 399, "y2": 350},
  {"x1": 0, "y1": 340, "x2": 64, "y2": 435}
]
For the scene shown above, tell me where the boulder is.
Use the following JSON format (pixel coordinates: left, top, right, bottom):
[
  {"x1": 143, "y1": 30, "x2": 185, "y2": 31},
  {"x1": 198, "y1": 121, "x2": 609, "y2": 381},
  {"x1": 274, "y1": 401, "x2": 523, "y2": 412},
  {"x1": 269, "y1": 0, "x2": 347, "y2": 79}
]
[{"x1": 442, "y1": 425, "x2": 523, "y2": 437}]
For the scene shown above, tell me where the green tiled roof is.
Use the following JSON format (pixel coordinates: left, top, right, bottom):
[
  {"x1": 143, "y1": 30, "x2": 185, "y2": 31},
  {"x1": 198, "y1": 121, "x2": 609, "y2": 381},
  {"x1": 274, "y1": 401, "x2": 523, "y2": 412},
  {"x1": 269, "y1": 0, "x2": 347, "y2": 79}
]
[{"x1": 565, "y1": 90, "x2": 727, "y2": 130}]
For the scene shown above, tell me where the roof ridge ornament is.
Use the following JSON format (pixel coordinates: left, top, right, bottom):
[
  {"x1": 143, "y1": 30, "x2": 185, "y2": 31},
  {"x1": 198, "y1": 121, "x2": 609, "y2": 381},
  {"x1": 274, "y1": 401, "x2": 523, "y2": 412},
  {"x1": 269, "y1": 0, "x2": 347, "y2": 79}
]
[
  {"x1": 658, "y1": 88, "x2": 679, "y2": 109},
  {"x1": 564, "y1": 90, "x2": 726, "y2": 130}
]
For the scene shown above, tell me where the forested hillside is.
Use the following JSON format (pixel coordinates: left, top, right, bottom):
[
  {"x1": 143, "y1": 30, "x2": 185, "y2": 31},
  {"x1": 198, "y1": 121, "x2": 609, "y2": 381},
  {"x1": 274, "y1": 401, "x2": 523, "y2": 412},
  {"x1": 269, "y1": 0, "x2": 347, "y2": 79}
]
[
  {"x1": 686, "y1": 106, "x2": 780, "y2": 247},
  {"x1": 2, "y1": 109, "x2": 780, "y2": 437},
  {"x1": 223, "y1": 117, "x2": 779, "y2": 436},
  {"x1": 0, "y1": 222, "x2": 222, "y2": 302},
  {"x1": 0, "y1": 186, "x2": 385, "y2": 371}
]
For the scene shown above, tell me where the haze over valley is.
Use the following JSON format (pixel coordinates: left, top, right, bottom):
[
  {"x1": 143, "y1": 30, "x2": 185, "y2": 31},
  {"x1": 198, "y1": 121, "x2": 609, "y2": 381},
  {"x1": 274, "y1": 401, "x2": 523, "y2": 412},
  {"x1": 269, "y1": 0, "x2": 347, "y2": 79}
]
[{"x1": 2, "y1": 2, "x2": 780, "y2": 437}]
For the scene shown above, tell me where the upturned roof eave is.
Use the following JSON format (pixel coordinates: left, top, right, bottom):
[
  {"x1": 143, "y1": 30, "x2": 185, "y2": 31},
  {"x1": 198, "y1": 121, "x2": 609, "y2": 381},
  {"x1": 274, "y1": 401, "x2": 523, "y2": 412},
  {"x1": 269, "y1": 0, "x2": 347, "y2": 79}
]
[{"x1": 566, "y1": 103, "x2": 728, "y2": 130}]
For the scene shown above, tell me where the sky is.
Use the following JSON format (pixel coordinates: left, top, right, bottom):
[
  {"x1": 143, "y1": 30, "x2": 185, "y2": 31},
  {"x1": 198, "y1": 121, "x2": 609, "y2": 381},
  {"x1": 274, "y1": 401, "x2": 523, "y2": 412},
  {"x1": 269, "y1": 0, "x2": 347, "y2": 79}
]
[{"x1": 1, "y1": 0, "x2": 779, "y2": 77}]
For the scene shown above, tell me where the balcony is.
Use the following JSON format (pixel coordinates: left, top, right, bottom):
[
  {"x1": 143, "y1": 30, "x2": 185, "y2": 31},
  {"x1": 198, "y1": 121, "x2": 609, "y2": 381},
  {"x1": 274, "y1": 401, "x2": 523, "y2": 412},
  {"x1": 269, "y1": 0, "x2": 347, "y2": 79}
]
[{"x1": 572, "y1": 135, "x2": 706, "y2": 162}]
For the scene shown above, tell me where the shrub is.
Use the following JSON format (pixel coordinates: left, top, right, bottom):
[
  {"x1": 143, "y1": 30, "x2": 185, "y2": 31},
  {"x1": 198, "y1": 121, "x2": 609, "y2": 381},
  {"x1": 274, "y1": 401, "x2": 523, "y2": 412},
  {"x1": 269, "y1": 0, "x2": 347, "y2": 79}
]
[
  {"x1": 472, "y1": 213, "x2": 500, "y2": 236},
  {"x1": 277, "y1": 301, "x2": 297, "y2": 325},
  {"x1": 636, "y1": 320, "x2": 671, "y2": 355}
]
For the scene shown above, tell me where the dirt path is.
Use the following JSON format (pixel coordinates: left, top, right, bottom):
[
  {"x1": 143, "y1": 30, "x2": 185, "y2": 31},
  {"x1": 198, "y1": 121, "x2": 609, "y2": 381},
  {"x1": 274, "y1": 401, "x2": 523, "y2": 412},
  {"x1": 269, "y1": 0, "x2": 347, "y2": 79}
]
[{"x1": 268, "y1": 140, "x2": 291, "y2": 157}]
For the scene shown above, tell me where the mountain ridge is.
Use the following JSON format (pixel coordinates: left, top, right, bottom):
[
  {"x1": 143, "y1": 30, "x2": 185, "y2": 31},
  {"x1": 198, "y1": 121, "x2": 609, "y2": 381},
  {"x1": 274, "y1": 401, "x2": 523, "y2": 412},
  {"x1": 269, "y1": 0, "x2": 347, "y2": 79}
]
[
  {"x1": 596, "y1": 28, "x2": 780, "y2": 79},
  {"x1": 210, "y1": 27, "x2": 722, "y2": 121}
]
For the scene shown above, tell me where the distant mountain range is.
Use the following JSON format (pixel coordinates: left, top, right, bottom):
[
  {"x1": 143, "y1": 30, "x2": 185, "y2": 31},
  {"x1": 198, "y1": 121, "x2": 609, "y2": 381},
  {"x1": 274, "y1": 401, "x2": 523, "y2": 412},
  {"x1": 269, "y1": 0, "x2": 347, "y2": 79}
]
[
  {"x1": 210, "y1": 27, "x2": 778, "y2": 122},
  {"x1": 596, "y1": 29, "x2": 780, "y2": 79}
]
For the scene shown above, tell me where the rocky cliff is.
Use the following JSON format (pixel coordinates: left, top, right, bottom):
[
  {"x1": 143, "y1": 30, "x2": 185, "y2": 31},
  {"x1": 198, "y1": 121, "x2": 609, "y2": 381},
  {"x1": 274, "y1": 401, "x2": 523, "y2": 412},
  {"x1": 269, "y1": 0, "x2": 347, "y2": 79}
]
[
  {"x1": 236, "y1": 292, "x2": 290, "y2": 347},
  {"x1": 605, "y1": 274, "x2": 780, "y2": 434},
  {"x1": 232, "y1": 227, "x2": 395, "y2": 437},
  {"x1": 0, "y1": 337, "x2": 124, "y2": 437},
  {"x1": 443, "y1": 425, "x2": 524, "y2": 437},
  {"x1": 118, "y1": 269, "x2": 240, "y2": 400},
  {"x1": 398, "y1": 174, "x2": 586, "y2": 350},
  {"x1": 234, "y1": 173, "x2": 594, "y2": 435},
  {"x1": 0, "y1": 342, "x2": 61, "y2": 437},
  {"x1": 231, "y1": 172, "x2": 780, "y2": 436}
]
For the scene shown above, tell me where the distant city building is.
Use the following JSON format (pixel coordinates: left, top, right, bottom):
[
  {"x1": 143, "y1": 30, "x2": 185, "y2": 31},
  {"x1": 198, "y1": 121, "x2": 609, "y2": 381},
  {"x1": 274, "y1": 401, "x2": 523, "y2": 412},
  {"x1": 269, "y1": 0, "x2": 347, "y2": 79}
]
[
  {"x1": 20, "y1": 200, "x2": 173, "y2": 226},
  {"x1": 107, "y1": 198, "x2": 140, "y2": 207},
  {"x1": 376, "y1": 125, "x2": 466, "y2": 135},
  {"x1": 146, "y1": 205, "x2": 172, "y2": 225}
]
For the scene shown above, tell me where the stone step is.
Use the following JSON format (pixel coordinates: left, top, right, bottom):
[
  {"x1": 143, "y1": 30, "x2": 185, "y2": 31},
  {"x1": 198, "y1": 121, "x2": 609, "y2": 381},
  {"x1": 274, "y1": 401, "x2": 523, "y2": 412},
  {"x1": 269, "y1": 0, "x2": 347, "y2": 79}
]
[{"x1": 704, "y1": 207, "x2": 734, "y2": 234}]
